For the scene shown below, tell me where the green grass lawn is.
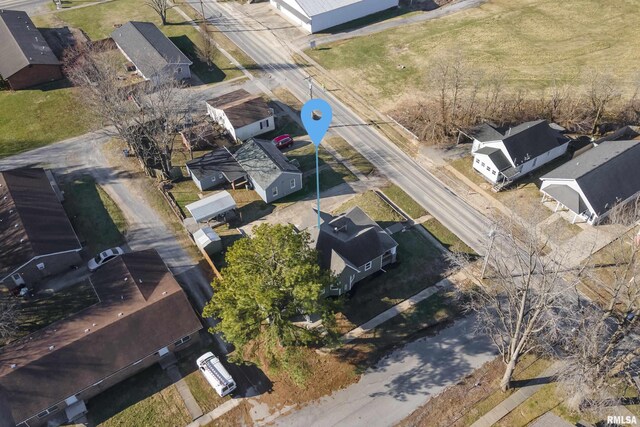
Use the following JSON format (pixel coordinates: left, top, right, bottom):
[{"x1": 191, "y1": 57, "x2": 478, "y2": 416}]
[
  {"x1": 307, "y1": 0, "x2": 640, "y2": 108},
  {"x1": 380, "y1": 184, "x2": 427, "y2": 219},
  {"x1": 87, "y1": 363, "x2": 191, "y2": 426},
  {"x1": 1, "y1": 280, "x2": 99, "y2": 346},
  {"x1": 0, "y1": 82, "x2": 94, "y2": 158},
  {"x1": 284, "y1": 143, "x2": 334, "y2": 172},
  {"x1": 334, "y1": 190, "x2": 405, "y2": 228},
  {"x1": 422, "y1": 218, "x2": 476, "y2": 255},
  {"x1": 326, "y1": 136, "x2": 376, "y2": 176},
  {"x1": 62, "y1": 176, "x2": 127, "y2": 254},
  {"x1": 337, "y1": 228, "x2": 445, "y2": 333}
]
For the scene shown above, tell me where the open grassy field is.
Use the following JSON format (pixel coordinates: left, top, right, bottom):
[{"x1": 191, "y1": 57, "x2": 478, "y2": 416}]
[
  {"x1": 307, "y1": 0, "x2": 640, "y2": 109},
  {"x1": 0, "y1": 82, "x2": 94, "y2": 158}
]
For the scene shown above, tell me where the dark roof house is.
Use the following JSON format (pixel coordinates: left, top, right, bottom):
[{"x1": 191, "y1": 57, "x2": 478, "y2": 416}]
[
  {"x1": 306, "y1": 207, "x2": 398, "y2": 295},
  {"x1": 540, "y1": 140, "x2": 640, "y2": 224},
  {"x1": 206, "y1": 89, "x2": 274, "y2": 140},
  {"x1": 0, "y1": 168, "x2": 81, "y2": 287},
  {"x1": 0, "y1": 10, "x2": 62, "y2": 90},
  {"x1": 0, "y1": 249, "x2": 203, "y2": 426},
  {"x1": 186, "y1": 147, "x2": 246, "y2": 191},
  {"x1": 470, "y1": 120, "x2": 570, "y2": 187},
  {"x1": 111, "y1": 21, "x2": 192, "y2": 82}
]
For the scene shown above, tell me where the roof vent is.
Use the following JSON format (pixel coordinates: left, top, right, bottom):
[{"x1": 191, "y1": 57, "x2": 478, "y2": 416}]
[
  {"x1": 84, "y1": 328, "x2": 90, "y2": 333},
  {"x1": 138, "y1": 279, "x2": 142, "y2": 283},
  {"x1": 118, "y1": 312, "x2": 124, "y2": 317},
  {"x1": 124, "y1": 277, "x2": 128, "y2": 281},
  {"x1": 162, "y1": 291, "x2": 167, "y2": 295},
  {"x1": 92, "y1": 323, "x2": 97, "y2": 327},
  {"x1": 14, "y1": 224, "x2": 18, "y2": 228},
  {"x1": 334, "y1": 224, "x2": 347, "y2": 233},
  {"x1": 10, "y1": 364, "x2": 16, "y2": 369},
  {"x1": 48, "y1": 345, "x2": 55, "y2": 351}
]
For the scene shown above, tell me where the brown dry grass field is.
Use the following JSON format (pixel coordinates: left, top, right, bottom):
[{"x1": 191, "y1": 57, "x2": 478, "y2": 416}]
[{"x1": 307, "y1": 0, "x2": 640, "y2": 111}]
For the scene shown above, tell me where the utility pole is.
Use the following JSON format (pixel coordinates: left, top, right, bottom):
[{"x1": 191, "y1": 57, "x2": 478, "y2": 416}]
[
  {"x1": 304, "y1": 75, "x2": 313, "y2": 100},
  {"x1": 481, "y1": 229, "x2": 497, "y2": 279}
]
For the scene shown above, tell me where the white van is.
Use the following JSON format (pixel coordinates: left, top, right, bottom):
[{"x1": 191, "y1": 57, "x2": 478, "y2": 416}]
[{"x1": 196, "y1": 352, "x2": 236, "y2": 397}]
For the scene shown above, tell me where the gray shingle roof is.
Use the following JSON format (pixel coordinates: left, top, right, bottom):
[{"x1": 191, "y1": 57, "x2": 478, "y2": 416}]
[
  {"x1": 309, "y1": 207, "x2": 398, "y2": 272},
  {"x1": 186, "y1": 148, "x2": 246, "y2": 183},
  {"x1": 0, "y1": 10, "x2": 59, "y2": 79},
  {"x1": 110, "y1": 21, "x2": 191, "y2": 79},
  {"x1": 207, "y1": 89, "x2": 273, "y2": 129},
  {"x1": 474, "y1": 120, "x2": 569, "y2": 166},
  {"x1": 234, "y1": 138, "x2": 301, "y2": 190},
  {"x1": 542, "y1": 140, "x2": 640, "y2": 216},
  {"x1": 0, "y1": 168, "x2": 81, "y2": 280}
]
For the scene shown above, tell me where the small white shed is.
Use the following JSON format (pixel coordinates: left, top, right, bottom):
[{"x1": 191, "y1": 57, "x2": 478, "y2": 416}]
[
  {"x1": 186, "y1": 191, "x2": 237, "y2": 223},
  {"x1": 193, "y1": 227, "x2": 223, "y2": 255}
]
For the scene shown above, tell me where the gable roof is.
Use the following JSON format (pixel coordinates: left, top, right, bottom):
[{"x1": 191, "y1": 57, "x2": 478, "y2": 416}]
[
  {"x1": 235, "y1": 138, "x2": 301, "y2": 189},
  {"x1": 206, "y1": 89, "x2": 273, "y2": 129},
  {"x1": 541, "y1": 140, "x2": 640, "y2": 216},
  {"x1": 474, "y1": 120, "x2": 569, "y2": 167},
  {"x1": 110, "y1": 21, "x2": 191, "y2": 79},
  {"x1": 0, "y1": 10, "x2": 59, "y2": 79},
  {"x1": 308, "y1": 207, "x2": 398, "y2": 272},
  {"x1": 0, "y1": 168, "x2": 81, "y2": 281},
  {"x1": 186, "y1": 147, "x2": 246, "y2": 183},
  {"x1": 0, "y1": 249, "x2": 202, "y2": 424}
]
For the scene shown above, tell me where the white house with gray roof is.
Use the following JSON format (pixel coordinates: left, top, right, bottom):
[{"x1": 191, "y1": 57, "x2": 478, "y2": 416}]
[
  {"x1": 540, "y1": 140, "x2": 640, "y2": 224},
  {"x1": 470, "y1": 120, "x2": 569, "y2": 189},
  {"x1": 269, "y1": 0, "x2": 399, "y2": 33},
  {"x1": 235, "y1": 138, "x2": 303, "y2": 203},
  {"x1": 111, "y1": 21, "x2": 192, "y2": 84}
]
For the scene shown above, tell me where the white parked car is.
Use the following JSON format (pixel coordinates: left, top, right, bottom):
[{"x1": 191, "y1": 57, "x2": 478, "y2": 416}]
[
  {"x1": 87, "y1": 247, "x2": 124, "y2": 272},
  {"x1": 196, "y1": 352, "x2": 236, "y2": 397}
]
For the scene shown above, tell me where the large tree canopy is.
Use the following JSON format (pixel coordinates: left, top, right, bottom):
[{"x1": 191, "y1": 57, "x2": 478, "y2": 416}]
[{"x1": 203, "y1": 224, "x2": 337, "y2": 348}]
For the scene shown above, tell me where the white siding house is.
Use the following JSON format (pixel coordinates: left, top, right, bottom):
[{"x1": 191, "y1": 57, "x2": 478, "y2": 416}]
[
  {"x1": 540, "y1": 140, "x2": 640, "y2": 224},
  {"x1": 206, "y1": 89, "x2": 274, "y2": 141},
  {"x1": 270, "y1": 0, "x2": 399, "y2": 33},
  {"x1": 470, "y1": 120, "x2": 569, "y2": 189}
]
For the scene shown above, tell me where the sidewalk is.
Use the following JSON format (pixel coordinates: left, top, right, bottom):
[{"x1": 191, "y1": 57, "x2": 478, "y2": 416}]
[
  {"x1": 341, "y1": 273, "x2": 460, "y2": 343},
  {"x1": 470, "y1": 362, "x2": 562, "y2": 427}
]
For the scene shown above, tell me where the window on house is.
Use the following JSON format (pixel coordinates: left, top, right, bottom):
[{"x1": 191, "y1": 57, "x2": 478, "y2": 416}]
[
  {"x1": 481, "y1": 162, "x2": 485, "y2": 167},
  {"x1": 290, "y1": 179, "x2": 296, "y2": 189},
  {"x1": 12, "y1": 273, "x2": 20, "y2": 280},
  {"x1": 475, "y1": 158, "x2": 480, "y2": 164},
  {"x1": 486, "y1": 166, "x2": 491, "y2": 172},
  {"x1": 174, "y1": 335, "x2": 191, "y2": 347},
  {"x1": 532, "y1": 158, "x2": 537, "y2": 167},
  {"x1": 272, "y1": 187, "x2": 278, "y2": 197},
  {"x1": 492, "y1": 170, "x2": 497, "y2": 175},
  {"x1": 259, "y1": 119, "x2": 270, "y2": 130},
  {"x1": 364, "y1": 261, "x2": 373, "y2": 271}
]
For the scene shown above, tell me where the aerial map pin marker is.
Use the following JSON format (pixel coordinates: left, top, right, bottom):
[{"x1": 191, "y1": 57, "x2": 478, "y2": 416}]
[{"x1": 301, "y1": 99, "x2": 333, "y2": 147}]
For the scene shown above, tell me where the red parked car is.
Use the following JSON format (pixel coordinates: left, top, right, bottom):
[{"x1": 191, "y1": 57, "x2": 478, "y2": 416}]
[{"x1": 272, "y1": 134, "x2": 294, "y2": 149}]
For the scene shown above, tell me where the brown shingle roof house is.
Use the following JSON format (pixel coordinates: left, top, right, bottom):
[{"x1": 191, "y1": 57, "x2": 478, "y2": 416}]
[
  {"x1": 0, "y1": 249, "x2": 203, "y2": 427},
  {"x1": 206, "y1": 89, "x2": 275, "y2": 141},
  {"x1": 0, "y1": 168, "x2": 82, "y2": 290},
  {"x1": 0, "y1": 10, "x2": 63, "y2": 90}
]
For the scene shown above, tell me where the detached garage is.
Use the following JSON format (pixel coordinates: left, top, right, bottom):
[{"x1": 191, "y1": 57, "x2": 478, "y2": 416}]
[{"x1": 269, "y1": 0, "x2": 399, "y2": 33}]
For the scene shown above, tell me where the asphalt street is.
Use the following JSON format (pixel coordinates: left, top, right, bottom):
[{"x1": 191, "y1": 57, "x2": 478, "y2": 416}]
[{"x1": 197, "y1": 0, "x2": 492, "y2": 255}]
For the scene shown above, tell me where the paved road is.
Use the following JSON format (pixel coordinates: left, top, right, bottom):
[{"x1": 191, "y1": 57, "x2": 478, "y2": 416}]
[
  {"x1": 0, "y1": 0, "x2": 49, "y2": 13},
  {"x1": 198, "y1": 0, "x2": 491, "y2": 255},
  {"x1": 273, "y1": 315, "x2": 497, "y2": 427}
]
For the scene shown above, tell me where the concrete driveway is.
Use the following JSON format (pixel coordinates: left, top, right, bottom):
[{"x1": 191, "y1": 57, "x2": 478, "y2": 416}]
[{"x1": 268, "y1": 315, "x2": 496, "y2": 427}]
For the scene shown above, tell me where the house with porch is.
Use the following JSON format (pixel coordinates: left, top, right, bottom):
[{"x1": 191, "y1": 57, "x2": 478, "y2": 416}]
[
  {"x1": 0, "y1": 168, "x2": 82, "y2": 291},
  {"x1": 470, "y1": 120, "x2": 569, "y2": 190},
  {"x1": 301, "y1": 207, "x2": 398, "y2": 296},
  {"x1": 540, "y1": 140, "x2": 640, "y2": 225},
  {"x1": 0, "y1": 249, "x2": 202, "y2": 427}
]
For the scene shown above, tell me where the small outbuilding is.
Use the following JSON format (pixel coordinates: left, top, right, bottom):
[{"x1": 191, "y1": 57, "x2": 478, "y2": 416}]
[
  {"x1": 269, "y1": 0, "x2": 399, "y2": 33},
  {"x1": 193, "y1": 227, "x2": 223, "y2": 256},
  {"x1": 0, "y1": 10, "x2": 63, "y2": 90},
  {"x1": 186, "y1": 191, "x2": 237, "y2": 223},
  {"x1": 111, "y1": 21, "x2": 192, "y2": 84},
  {"x1": 206, "y1": 89, "x2": 275, "y2": 141}
]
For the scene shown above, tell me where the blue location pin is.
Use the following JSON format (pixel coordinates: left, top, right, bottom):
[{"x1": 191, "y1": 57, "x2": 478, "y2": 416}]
[
  {"x1": 301, "y1": 99, "x2": 333, "y2": 147},
  {"x1": 301, "y1": 99, "x2": 333, "y2": 229}
]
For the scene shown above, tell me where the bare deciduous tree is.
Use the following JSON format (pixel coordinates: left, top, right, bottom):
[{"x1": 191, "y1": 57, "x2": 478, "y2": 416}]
[
  {"x1": 64, "y1": 42, "x2": 194, "y2": 180},
  {"x1": 146, "y1": 0, "x2": 171, "y2": 25},
  {"x1": 451, "y1": 218, "x2": 575, "y2": 392},
  {"x1": 584, "y1": 70, "x2": 621, "y2": 135},
  {"x1": 0, "y1": 297, "x2": 18, "y2": 343}
]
